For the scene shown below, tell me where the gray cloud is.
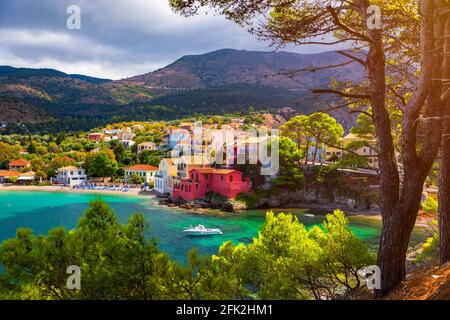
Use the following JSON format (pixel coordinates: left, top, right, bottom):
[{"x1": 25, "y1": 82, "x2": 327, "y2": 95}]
[{"x1": 0, "y1": 0, "x2": 336, "y2": 79}]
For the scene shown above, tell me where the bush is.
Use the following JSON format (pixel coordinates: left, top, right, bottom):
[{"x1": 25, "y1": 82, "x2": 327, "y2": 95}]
[
  {"x1": 414, "y1": 220, "x2": 439, "y2": 263},
  {"x1": 129, "y1": 174, "x2": 144, "y2": 185},
  {"x1": 205, "y1": 192, "x2": 228, "y2": 206},
  {"x1": 421, "y1": 197, "x2": 438, "y2": 214},
  {"x1": 414, "y1": 234, "x2": 439, "y2": 263}
]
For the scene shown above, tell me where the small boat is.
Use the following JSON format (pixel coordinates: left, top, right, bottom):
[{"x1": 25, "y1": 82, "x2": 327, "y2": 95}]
[
  {"x1": 184, "y1": 224, "x2": 223, "y2": 236},
  {"x1": 304, "y1": 213, "x2": 315, "y2": 218}
]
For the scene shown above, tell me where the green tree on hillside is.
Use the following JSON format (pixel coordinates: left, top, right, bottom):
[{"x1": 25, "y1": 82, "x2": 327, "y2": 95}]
[
  {"x1": 273, "y1": 137, "x2": 304, "y2": 189},
  {"x1": 85, "y1": 152, "x2": 118, "y2": 178},
  {"x1": 307, "y1": 113, "x2": 344, "y2": 165}
]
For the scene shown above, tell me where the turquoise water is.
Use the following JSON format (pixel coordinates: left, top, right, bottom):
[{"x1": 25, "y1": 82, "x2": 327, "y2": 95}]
[{"x1": 0, "y1": 191, "x2": 428, "y2": 264}]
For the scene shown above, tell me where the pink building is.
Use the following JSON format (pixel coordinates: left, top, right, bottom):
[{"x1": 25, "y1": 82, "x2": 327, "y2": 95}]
[{"x1": 172, "y1": 168, "x2": 251, "y2": 201}]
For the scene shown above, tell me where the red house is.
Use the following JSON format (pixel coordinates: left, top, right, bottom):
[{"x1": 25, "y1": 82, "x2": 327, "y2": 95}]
[
  {"x1": 172, "y1": 168, "x2": 251, "y2": 201},
  {"x1": 88, "y1": 133, "x2": 104, "y2": 142}
]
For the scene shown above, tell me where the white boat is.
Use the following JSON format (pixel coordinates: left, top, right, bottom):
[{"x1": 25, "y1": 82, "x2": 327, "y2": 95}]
[
  {"x1": 184, "y1": 224, "x2": 223, "y2": 236},
  {"x1": 304, "y1": 213, "x2": 315, "y2": 218}
]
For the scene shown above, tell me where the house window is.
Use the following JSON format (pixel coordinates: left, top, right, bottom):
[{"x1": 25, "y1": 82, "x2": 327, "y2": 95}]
[
  {"x1": 221, "y1": 176, "x2": 224, "y2": 181},
  {"x1": 196, "y1": 184, "x2": 198, "y2": 189},
  {"x1": 229, "y1": 175, "x2": 233, "y2": 182}
]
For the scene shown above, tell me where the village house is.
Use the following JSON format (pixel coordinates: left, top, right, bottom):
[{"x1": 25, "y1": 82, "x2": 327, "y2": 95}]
[
  {"x1": 176, "y1": 155, "x2": 211, "y2": 178},
  {"x1": 154, "y1": 158, "x2": 178, "y2": 195},
  {"x1": 8, "y1": 159, "x2": 30, "y2": 171},
  {"x1": 124, "y1": 164, "x2": 159, "y2": 184},
  {"x1": 168, "y1": 129, "x2": 191, "y2": 149},
  {"x1": 131, "y1": 124, "x2": 145, "y2": 132},
  {"x1": 325, "y1": 133, "x2": 378, "y2": 168},
  {"x1": 172, "y1": 168, "x2": 251, "y2": 201},
  {"x1": 119, "y1": 140, "x2": 135, "y2": 149},
  {"x1": 88, "y1": 133, "x2": 105, "y2": 142},
  {"x1": 0, "y1": 170, "x2": 21, "y2": 183},
  {"x1": 54, "y1": 166, "x2": 87, "y2": 187},
  {"x1": 137, "y1": 142, "x2": 156, "y2": 154},
  {"x1": 343, "y1": 133, "x2": 378, "y2": 168},
  {"x1": 103, "y1": 129, "x2": 122, "y2": 135},
  {"x1": 19, "y1": 149, "x2": 29, "y2": 155},
  {"x1": 117, "y1": 128, "x2": 135, "y2": 141}
]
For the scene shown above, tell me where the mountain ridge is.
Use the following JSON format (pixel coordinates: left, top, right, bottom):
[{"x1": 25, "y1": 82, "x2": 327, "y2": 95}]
[{"x1": 0, "y1": 48, "x2": 365, "y2": 133}]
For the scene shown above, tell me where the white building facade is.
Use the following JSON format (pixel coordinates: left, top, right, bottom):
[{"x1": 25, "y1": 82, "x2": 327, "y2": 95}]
[{"x1": 55, "y1": 166, "x2": 87, "y2": 187}]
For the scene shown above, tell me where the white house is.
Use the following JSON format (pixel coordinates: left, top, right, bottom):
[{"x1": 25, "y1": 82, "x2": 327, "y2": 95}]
[
  {"x1": 119, "y1": 140, "x2": 136, "y2": 149},
  {"x1": 176, "y1": 155, "x2": 211, "y2": 178},
  {"x1": 124, "y1": 164, "x2": 159, "y2": 184},
  {"x1": 154, "y1": 158, "x2": 177, "y2": 195},
  {"x1": 55, "y1": 166, "x2": 87, "y2": 187}
]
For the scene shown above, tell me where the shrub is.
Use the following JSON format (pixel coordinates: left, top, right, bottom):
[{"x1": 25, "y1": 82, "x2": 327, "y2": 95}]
[{"x1": 421, "y1": 197, "x2": 438, "y2": 214}]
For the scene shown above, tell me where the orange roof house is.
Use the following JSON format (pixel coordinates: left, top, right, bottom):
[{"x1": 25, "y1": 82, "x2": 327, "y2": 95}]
[
  {"x1": 0, "y1": 170, "x2": 21, "y2": 183},
  {"x1": 9, "y1": 159, "x2": 31, "y2": 171}
]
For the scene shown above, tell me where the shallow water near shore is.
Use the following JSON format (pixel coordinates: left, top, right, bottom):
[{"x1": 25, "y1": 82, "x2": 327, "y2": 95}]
[{"x1": 0, "y1": 191, "x2": 429, "y2": 264}]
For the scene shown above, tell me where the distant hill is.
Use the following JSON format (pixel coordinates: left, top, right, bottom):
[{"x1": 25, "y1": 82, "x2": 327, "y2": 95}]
[
  {"x1": 123, "y1": 49, "x2": 363, "y2": 90},
  {"x1": 0, "y1": 49, "x2": 365, "y2": 133}
]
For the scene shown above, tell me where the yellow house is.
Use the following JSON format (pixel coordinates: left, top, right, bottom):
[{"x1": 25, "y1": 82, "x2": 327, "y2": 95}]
[{"x1": 325, "y1": 133, "x2": 379, "y2": 168}]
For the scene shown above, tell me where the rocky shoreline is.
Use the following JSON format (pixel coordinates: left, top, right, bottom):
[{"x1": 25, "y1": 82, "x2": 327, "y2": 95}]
[{"x1": 158, "y1": 197, "x2": 246, "y2": 213}]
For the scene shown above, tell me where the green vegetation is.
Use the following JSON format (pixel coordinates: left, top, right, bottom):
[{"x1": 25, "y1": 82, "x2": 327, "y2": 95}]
[
  {"x1": 0, "y1": 200, "x2": 374, "y2": 300},
  {"x1": 421, "y1": 197, "x2": 438, "y2": 215},
  {"x1": 273, "y1": 137, "x2": 304, "y2": 188},
  {"x1": 280, "y1": 113, "x2": 344, "y2": 165},
  {"x1": 414, "y1": 221, "x2": 439, "y2": 264}
]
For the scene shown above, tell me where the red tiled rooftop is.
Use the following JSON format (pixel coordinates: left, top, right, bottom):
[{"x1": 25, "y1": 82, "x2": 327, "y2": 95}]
[
  {"x1": 126, "y1": 164, "x2": 159, "y2": 171},
  {"x1": 190, "y1": 168, "x2": 238, "y2": 175},
  {"x1": 0, "y1": 170, "x2": 21, "y2": 177},
  {"x1": 9, "y1": 159, "x2": 30, "y2": 166}
]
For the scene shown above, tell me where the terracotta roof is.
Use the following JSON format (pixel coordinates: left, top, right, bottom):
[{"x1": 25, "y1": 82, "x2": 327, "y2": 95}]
[
  {"x1": 55, "y1": 156, "x2": 74, "y2": 162},
  {"x1": 20, "y1": 171, "x2": 36, "y2": 177},
  {"x1": 9, "y1": 159, "x2": 30, "y2": 166},
  {"x1": 58, "y1": 166, "x2": 83, "y2": 171},
  {"x1": 190, "y1": 168, "x2": 215, "y2": 174},
  {"x1": 190, "y1": 168, "x2": 239, "y2": 175},
  {"x1": 0, "y1": 170, "x2": 21, "y2": 177},
  {"x1": 126, "y1": 164, "x2": 159, "y2": 171}
]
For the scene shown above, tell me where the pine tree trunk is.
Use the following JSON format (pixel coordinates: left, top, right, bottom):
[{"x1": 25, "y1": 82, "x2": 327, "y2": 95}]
[
  {"x1": 312, "y1": 144, "x2": 318, "y2": 165},
  {"x1": 439, "y1": 128, "x2": 450, "y2": 264},
  {"x1": 377, "y1": 171, "x2": 427, "y2": 294},
  {"x1": 438, "y1": 6, "x2": 450, "y2": 265},
  {"x1": 305, "y1": 138, "x2": 310, "y2": 165}
]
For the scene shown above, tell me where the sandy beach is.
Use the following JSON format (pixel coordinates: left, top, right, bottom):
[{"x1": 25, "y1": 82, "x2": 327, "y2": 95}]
[{"x1": 0, "y1": 184, "x2": 156, "y2": 198}]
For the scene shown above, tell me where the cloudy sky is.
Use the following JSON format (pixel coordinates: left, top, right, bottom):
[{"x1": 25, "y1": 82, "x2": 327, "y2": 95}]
[{"x1": 0, "y1": 0, "x2": 335, "y2": 80}]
